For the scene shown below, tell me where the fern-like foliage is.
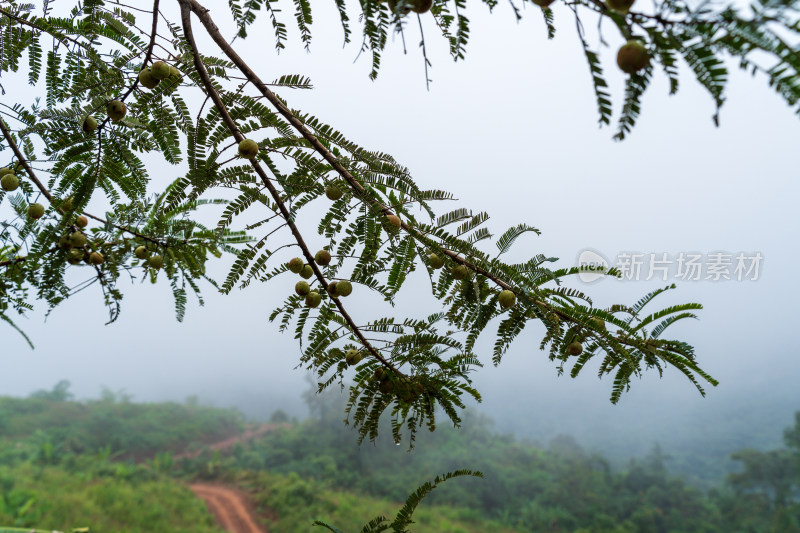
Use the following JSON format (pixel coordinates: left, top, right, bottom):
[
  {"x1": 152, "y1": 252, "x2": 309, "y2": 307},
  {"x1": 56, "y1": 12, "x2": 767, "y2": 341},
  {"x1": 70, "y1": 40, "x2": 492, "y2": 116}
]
[
  {"x1": 313, "y1": 469, "x2": 483, "y2": 532},
  {"x1": 5, "y1": 0, "x2": 794, "y2": 530}
]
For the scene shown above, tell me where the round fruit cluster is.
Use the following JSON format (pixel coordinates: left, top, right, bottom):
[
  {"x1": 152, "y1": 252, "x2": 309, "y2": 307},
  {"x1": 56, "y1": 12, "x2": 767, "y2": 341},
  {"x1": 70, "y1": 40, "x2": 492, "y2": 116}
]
[
  {"x1": 373, "y1": 367, "x2": 425, "y2": 403},
  {"x1": 134, "y1": 245, "x2": 165, "y2": 270},
  {"x1": 287, "y1": 250, "x2": 354, "y2": 308},
  {"x1": 81, "y1": 61, "x2": 180, "y2": 131}
]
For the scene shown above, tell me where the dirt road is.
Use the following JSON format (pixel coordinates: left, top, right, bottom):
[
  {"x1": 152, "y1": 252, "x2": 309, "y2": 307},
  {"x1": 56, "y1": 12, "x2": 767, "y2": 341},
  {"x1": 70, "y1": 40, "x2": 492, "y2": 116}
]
[
  {"x1": 191, "y1": 483, "x2": 267, "y2": 533},
  {"x1": 175, "y1": 423, "x2": 287, "y2": 461}
]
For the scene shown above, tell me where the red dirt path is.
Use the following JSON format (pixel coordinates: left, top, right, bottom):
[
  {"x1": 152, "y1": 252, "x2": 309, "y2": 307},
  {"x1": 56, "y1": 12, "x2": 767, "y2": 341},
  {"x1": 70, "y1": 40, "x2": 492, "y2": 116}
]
[
  {"x1": 191, "y1": 483, "x2": 267, "y2": 533},
  {"x1": 175, "y1": 423, "x2": 287, "y2": 461},
  {"x1": 183, "y1": 423, "x2": 287, "y2": 532}
]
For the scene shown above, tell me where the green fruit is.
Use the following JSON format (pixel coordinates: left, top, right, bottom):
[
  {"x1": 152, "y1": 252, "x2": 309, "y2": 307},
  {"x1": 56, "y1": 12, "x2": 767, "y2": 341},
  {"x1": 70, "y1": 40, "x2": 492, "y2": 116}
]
[
  {"x1": 385, "y1": 214, "x2": 401, "y2": 229},
  {"x1": 61, "y1": 197, "x2": 74, "y2": 212},
  {"x1": 305, "y1": 291, "x2": 322, "y2": 308},
  {"x1": 106, "y1": 100, "x2": 127, "y2": 122},
  {"x1": 134, "y1": 246, "x2": 150, "y2": 259},
  {"x1": 388, "y1": 0, "x2": 412, "y2": 15},
  {"x1": 28, "y1": 203, "x2": 45, "y2": 220},
  {"x1": 606, "y1": 0, "x2": 635, "y2": 11},
  {"x1": 138, "y1": 67, "x2": 160, "y2": 89},
  {"x1": 567, "y1": 342, "x2": 583, "y2": 356},
  {"x1": 590, "y1": 317, "x2": 606, "y2": 330},
  {"x1": 58, "y1": 235, "x2": 72, "y2": 250},
  {"x1": 429, "y1": 253, "x2": 443, "y2": 269},
  {"x1": 379, "y1": 379, "x2": 394, "y2": 394},
  {"x1": 67, "y1": 249, "x2": 85, "y2": 265},
  {"x1": 532, "y1": 0, "x2": 557, "y2": 6},
  {"x1": 345, "y1": 349, "x2": 363, "y2": 366},
  {"x1": 327, "y1": 281, "x2": 339, "y2": 297},
  {"x1": 169, "y1": 65, "x2": 181, "y2": 78},
  {"x1": 287, "y1": 257, "x2": 304, "y2": 273},
  {"x1": 295, "y1": 280, "x2": 311, "y2": 296},
  {"x1": 412, "y1": 0, "x2": 433, "y2": 13},
  {"x1": 300, "y1": 264, "x2": 314, "y2": 279},
  {"x1": 325, "y1": 185, "x2": 343, "y2": 201},
  {"x1": 149, "y1": 255, "x2": 164, "y2": 269},
  {"x1": 451, "y1": 264, "x2": 469, "y2": 281},
  {"x1": 88, "y1": 252, "x2": 104, "y2": 265},
  {"x1": 238, "y1": 139, "x2": 259, "y2": 159},
  {"x1": 69, "y1": 231, "x2": 87, "y2": 247},
  {"x1": 336, "y1": 280, "x2": 353, "y2": 297},
  {"x1": 315, "y1": 249, "x2": 331, "y2": 266},
  {"x1": 82, "y1": 116, "x2": 98, "y2": 132},
  {"x1": 1, "y1": 174, "x2": 19, "y2": 192},
  {"x1": 75, "y1": 215, "x2": 88, "y2": 228},
  {"x1": 0, "y1": 168, "x2": 13, "y2": 178},
  {"x1": 617, "y1": 40, "x2": 649, "y2": 74},
  {"x1": 374, "y1": 368, "x2": 387, "y2": 381},
  {"x1": 498, "y1": 289, "x2": 516, "y2": 309},
  {"x1": 150, "y1": 61, "x2": 171, "y2": 80}
]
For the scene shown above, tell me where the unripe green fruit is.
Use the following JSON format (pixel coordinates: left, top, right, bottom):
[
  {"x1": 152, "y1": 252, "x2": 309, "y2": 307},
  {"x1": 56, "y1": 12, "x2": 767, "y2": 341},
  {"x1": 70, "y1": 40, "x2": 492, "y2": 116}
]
[
  {"x1": 388, "y1": 0, "x2": 411, "y2": 15},
  {"x1": 67, "y1": 249, "x2": 85, "y2": 265},
  {"x1": 1, "y1": 174, "x2": 19, "y2": 192},
  {"x1": 385, "y1": 214, "x2": 401, "y2": 229},
  {"x1": 75, "y1": 215, "x2": 88, "y2": 228},
  {"x1": 315, "y1": 249, "x2": 331, "y2": 266},
  {"x1": 305, "y1": 291, "x2": 322, "y2": 308},
  {"x1": 169, "y1": 65, "x2": 181, "y2": 78},
  {"x1": 325, "y1": 185, "x2": 343, "y2": 201},
  {"x1": 139, "y1": 67, "x2": 160, "y2": 89},
  {"x1": 451, "y1": 264, "x2": 469, "y2": 281},
  {"x1": 69, "y1": 231, "x2": 88, "y2": 247},
  {"x1": 0, "y1": 168, "x2": 13, "y2": 177},
  {"x1": 149, "y1": 255, "x2": 164, "y2": 269},
  {"x1": 374, "y1": 367, "x2": 387, "y2": 381},
  {"x1": 106, "y1": 100, "x2": 127, "y2": 122},
  {"x1": 336, "y1": 280, "x2": 353, "y2": 297},
  {"x1": 238, "y1": 139, "x2": 259, "y2": 159},
  {"x1": 327, "y1": 281, "x2": 339, "y2": 297},
  {"x1": 345, "y1": 349, "x2": 363, "y2": 366},
  {"x1": 567, "y1": 341, "x2": 583, "y2": 356},
  {"x1": 412, "y1": 0, "x2": 433, "y2": 13},
  {"x1": 429, "y1": 254, "x2": 444, "y2": 269},
  {"x1": 295, "y1": 280, "x2": 311, "y2": 296},
  {"x1": 28, "y1": 203, "x2": 45, "y2": 220},
  {"x1": 61, "y1": 197, "x2": 74, "y2": 212},
  {"x1": 498, "y1": 289, "x2": 516, "y2": 309},
  {"x1": 300, "y1": 264, "x2": 314, "y2": 279},
  {"x1": 532, "y1": 0, "x2": 557, "y2": 6},
  {"x1": 379, "y1": 379, "x2": 394, "y2": 394},
  {"x1": 58, "y1": 235, "x2": 72, "y2": 250},
  {"x1": 150, "y1": 61, "x2": 171, "y2": 80},
  {"x1": 134, "y1": 246, "x2": 150, "y2": 259},
  {"x1": 606, "y1": 0, "x2": 635, "y2": 12},
  {"x1": 287, "y1": 257, "x2": 304, "y2": 273},
  {"x1": 590, "y1": 317, "x2": 606, "y2": 330},
  {"x1": 82, "y1": 116, "x2": 98, "y2": 132},
  {"x1": 617, "y1": 40, "x2": 649, "y2": 74},
  {"x1": 88, "y1": 252, "x2": 104, "y2": 265}
]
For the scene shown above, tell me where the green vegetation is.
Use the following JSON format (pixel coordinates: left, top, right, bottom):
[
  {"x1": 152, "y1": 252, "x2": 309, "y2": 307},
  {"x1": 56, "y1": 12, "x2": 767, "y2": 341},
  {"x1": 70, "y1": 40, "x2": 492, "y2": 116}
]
[
  {"x1": 0, "y1": 381, "x2": 244, "y2": 459},
  {"x1": 0, "y1": 462, "x2": 221, "y2": 532},
  {"x1": 0, "y1": 385, "x2": 797, "y2": 531},
  {"x1": 182, "y1": 392, "x2": 800, "y2": 532}
]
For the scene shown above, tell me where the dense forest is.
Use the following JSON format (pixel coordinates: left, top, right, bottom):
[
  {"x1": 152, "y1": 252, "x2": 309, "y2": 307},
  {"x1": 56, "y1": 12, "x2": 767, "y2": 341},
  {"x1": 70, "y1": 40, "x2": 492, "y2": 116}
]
[{"x1": 0, "y1": 383, "x2": 798, "y2": 532}]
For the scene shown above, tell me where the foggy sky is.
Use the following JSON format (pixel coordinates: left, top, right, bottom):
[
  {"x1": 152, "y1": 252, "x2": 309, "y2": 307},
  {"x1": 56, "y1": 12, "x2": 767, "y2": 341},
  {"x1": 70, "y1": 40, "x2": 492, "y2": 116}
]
[{"x1": 2, "y1": 2, "x2": 799, "y2": 458}]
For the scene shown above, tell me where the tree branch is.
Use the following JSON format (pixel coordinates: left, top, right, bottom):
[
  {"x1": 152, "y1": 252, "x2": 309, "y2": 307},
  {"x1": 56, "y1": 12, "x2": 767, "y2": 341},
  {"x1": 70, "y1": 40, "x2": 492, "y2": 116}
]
[
  {"x1": 0, "y1": 119, "x2": 167, "y2": 248},
  {"x1": 178, "y1": 0, "x2": 394, "y2": 371}
]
